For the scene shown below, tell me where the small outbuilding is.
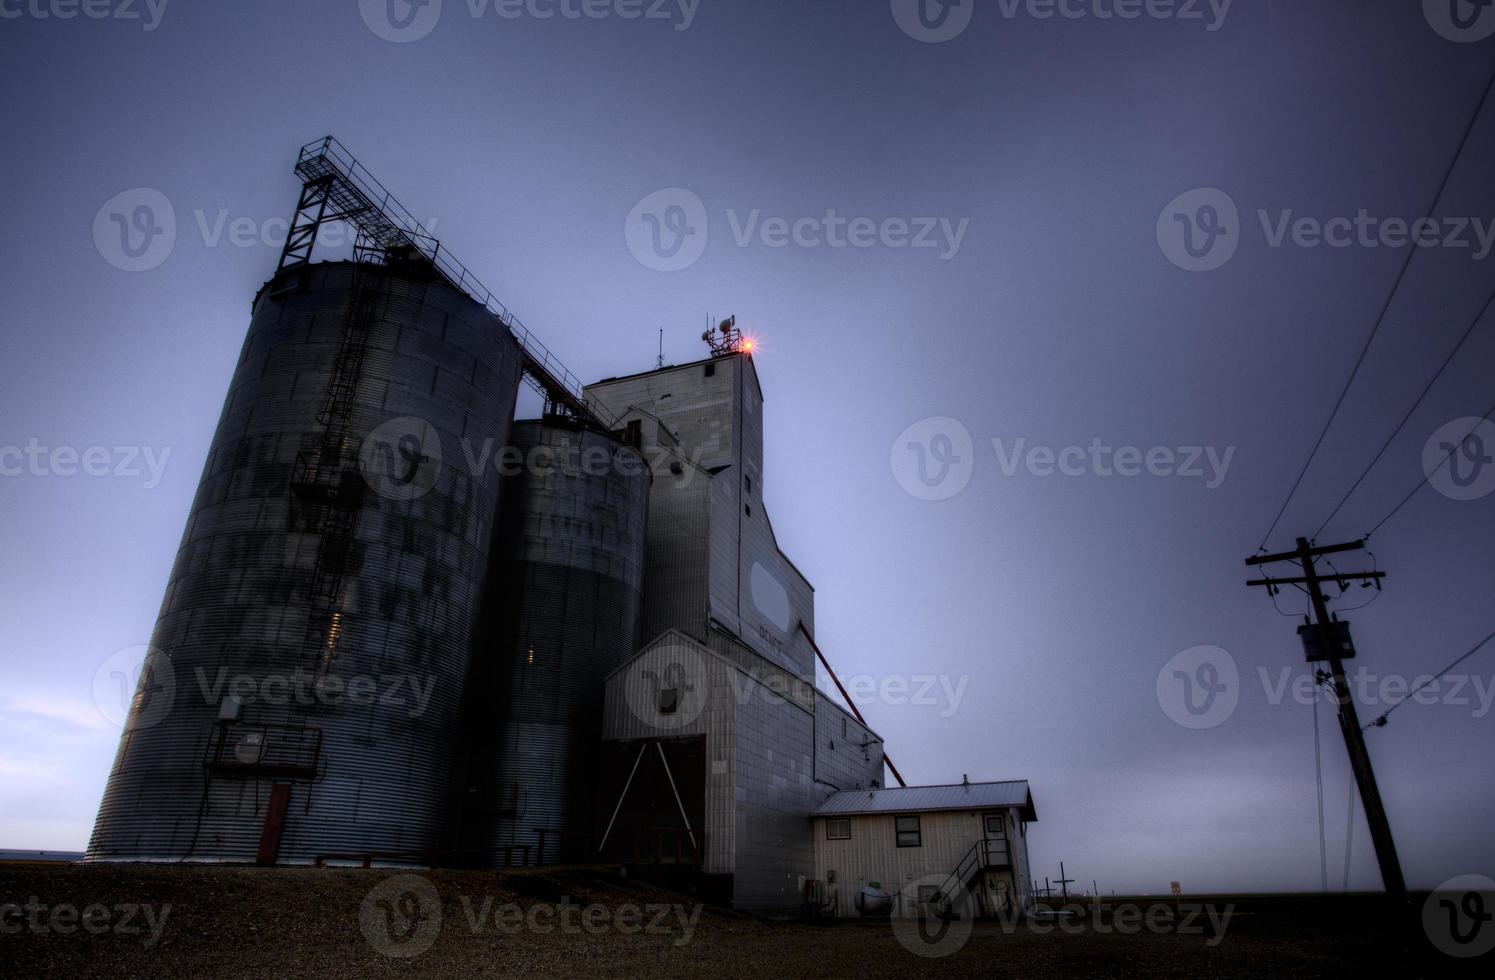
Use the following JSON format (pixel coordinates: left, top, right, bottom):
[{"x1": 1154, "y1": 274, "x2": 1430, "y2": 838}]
[{"x1": 811, "y1": 779, "x2": 1037, "y2": 918}]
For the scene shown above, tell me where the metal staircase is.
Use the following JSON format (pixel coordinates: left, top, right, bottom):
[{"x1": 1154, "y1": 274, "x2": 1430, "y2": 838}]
[
  {"x1": 931, "y1": 837, "x2": 1010, "y2": 919},
  {"x1": 278, "y1": 136, "x2": 617, "y2": 430}
]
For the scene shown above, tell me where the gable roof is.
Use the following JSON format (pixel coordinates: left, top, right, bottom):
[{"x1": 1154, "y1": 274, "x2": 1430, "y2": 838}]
[{"x1": 813, "y1": 780, "x2": 1036, "y2": 822}]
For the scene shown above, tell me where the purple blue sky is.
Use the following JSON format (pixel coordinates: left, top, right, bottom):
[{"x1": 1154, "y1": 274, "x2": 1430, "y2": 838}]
[{"x1": 2, "y1": 0, "x2": 1494, "y2": 894}]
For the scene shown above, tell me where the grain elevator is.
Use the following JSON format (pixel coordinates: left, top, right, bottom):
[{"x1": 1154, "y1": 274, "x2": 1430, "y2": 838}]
[{"x1": 87, "y1": 138, "x2": 892, "y2": 914}]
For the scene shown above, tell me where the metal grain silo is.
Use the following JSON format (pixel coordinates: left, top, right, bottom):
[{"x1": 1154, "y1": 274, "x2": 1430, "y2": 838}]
[
  {"x1": 87, "y1": 257, "x2": 523, "y2": 864},
  {"x1": 462, "y1": 419, "x2": 649, "y2": 864}
]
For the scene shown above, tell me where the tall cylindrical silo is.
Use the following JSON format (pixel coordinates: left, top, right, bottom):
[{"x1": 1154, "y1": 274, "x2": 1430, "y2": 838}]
[
  {"x1": 462, "y1": 419, "x2": 649, "y2": 864},
  {"x1": 87, "y1": 257, "x2": 523, "y2": 864}
]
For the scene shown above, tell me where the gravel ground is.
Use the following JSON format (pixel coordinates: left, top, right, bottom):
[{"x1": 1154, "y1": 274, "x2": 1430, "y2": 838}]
[{"x1": 0, "y1": 863, "x2": 1481, "y2": 978}]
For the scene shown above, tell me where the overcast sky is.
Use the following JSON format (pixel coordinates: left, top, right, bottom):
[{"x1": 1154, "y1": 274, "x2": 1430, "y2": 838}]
[{"x1": 2, "y1": 0, "x2": 1494, "y2": 894}]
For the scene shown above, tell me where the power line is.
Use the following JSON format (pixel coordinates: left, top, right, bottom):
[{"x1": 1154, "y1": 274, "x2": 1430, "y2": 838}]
[
  {"x1": 1314, "y1": 284, "x2": 1495, "y2": 539},
  {"x1": 1362, "y1": 397, "x2": 1495, "y2": 539},
  {"x1": 1256, "y1": 62, "x2": 1495, "y2": 553},
  {"x1": 1321, "y1": 553, "x2": 1384, "y2": 613},
  {"x1": 1365, "y1": 627, "x2": 1495, "y2": 729}
]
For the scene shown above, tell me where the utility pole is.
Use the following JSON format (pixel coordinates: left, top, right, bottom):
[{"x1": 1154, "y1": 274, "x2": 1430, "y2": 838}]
[
  {"x1": 1245, "y1": 537, "x2": 1405, "y2": 898},
  {"x1": 1056, "y1": 862, "x2": 1074, "y2": 901}
]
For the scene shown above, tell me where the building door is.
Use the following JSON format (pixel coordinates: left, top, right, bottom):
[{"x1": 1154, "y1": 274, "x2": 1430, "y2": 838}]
[{"x1": 982, "y1": 812, "x2": 1010, "y2": 867}]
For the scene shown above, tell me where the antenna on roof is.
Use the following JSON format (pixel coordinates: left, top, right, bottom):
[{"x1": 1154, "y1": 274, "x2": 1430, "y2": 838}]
[{"x1": 656, "y1": 328, "x2": 664, "y2": 370}]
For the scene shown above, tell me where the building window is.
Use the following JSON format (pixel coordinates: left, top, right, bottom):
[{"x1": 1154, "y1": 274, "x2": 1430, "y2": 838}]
[
  {"x1": 745, "y1": 475, "x2": 752, "y2": 494},
  {"x1": 658, "y1": 687, "x2": 678, "y2": 714},
  {"x1": 745, "y1": 503, "x2": 752, "y2": 517},
  {"x1": 826, "y1": 819, "x2": 850, "y2": 840},
  {"x1": 895, "y1": 815, "x2": 921, "y2": 848},
  {"x1": 704, "y1": 363, "x2": 715, "y2": 377}
]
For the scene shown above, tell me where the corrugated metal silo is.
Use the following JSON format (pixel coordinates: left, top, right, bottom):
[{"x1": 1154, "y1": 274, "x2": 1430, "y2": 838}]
[
  {"x1": 87, "y1": 258, "x2": 523, "y2": 864},
  {"x1": 463, "y1": 419, "x2": 649, "y2": 864}
]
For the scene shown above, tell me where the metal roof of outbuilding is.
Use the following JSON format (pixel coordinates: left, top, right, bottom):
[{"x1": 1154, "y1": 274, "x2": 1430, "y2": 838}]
[{"x1": 813, "y1": 780, "x2": 1036, "y2": 822}]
